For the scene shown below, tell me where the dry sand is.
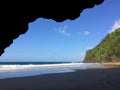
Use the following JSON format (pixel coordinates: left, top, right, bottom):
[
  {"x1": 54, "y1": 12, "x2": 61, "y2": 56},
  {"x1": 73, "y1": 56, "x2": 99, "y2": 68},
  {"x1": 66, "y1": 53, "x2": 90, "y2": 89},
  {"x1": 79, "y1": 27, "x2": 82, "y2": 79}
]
[{"x1": 0, "y1": 64, "x2": 120, "y2": 90}]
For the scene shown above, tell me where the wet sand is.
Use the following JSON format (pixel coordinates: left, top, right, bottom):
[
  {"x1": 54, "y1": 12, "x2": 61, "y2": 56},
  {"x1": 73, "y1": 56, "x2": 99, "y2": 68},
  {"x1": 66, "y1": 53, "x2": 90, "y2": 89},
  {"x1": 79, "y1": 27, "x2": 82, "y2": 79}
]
[{"x1": 0, "y1": 65, "x2": 120, "y2": 90}]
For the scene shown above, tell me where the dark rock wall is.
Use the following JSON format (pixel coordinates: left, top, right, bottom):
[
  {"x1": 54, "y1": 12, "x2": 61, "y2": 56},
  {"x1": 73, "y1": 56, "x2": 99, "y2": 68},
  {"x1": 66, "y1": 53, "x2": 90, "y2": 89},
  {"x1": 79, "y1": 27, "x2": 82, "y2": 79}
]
[{"x1": 0, "y1": 0, "x2": 104, "y2": 56}]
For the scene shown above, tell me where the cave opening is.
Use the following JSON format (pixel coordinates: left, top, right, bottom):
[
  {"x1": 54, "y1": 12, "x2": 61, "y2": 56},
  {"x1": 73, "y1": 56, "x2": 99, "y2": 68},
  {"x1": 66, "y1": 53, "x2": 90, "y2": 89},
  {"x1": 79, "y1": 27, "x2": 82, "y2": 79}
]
[{"x1": 0, "y1": 2, "x2": 108, "y2": 62}]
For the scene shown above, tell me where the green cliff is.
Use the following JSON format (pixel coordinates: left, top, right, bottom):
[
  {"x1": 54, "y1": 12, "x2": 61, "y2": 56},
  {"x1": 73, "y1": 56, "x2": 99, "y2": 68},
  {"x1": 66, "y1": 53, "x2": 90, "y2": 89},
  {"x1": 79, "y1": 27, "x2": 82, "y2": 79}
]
[{"x1": 83, "y1": 28, "x2": 120, "y2": 63}]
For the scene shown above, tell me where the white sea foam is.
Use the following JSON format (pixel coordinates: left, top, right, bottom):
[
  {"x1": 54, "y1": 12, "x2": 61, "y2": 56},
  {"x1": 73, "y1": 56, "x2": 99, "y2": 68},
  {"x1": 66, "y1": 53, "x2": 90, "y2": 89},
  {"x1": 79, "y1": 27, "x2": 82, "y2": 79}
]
[{"x1": 0, "y1": 63, "x2": 101, "y2": 79}]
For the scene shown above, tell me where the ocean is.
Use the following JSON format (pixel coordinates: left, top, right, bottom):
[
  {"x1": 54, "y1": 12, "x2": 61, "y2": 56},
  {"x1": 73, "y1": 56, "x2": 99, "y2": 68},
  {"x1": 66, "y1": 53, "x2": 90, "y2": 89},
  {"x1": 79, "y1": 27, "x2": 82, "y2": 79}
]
[{"x1": 0, "y1": 62, "x2": 101, "y2": 79}]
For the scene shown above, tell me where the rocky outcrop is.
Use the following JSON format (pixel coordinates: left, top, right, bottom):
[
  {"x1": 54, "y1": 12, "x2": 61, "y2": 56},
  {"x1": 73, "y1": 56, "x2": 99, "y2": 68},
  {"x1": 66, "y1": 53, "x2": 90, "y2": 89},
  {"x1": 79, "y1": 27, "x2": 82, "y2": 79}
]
[{"x1": 0, "y1": 0, "x2": 104, "y2": 56}]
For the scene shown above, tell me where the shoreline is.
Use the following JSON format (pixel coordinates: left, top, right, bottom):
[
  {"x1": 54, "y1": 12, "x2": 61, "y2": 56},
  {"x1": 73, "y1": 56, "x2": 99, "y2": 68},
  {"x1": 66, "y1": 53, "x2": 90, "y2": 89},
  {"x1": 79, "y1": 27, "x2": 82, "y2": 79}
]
[
  {"x1": 101, "y1": 62, "x2": 120, "y2": 68},
  {"x1": 0, "y1": 63, "x2": 101, "y2": 79},
  {"x1": 0, "y1": 64, "x2": 120, "y2": 90}
]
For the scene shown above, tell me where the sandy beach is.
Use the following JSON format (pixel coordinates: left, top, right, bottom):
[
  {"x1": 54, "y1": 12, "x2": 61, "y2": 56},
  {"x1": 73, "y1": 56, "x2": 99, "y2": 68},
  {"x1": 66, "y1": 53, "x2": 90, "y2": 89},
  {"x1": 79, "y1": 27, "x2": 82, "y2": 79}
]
[{"x1": 0, "y1": 64, "x2": 120, "y2": 90}]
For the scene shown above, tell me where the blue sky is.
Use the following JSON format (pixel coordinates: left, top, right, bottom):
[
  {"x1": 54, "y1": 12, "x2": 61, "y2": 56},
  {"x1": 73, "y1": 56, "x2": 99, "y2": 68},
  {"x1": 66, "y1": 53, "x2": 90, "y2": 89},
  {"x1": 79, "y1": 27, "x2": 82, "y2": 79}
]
[{"x1": 1, "y1": 0, "x2": 120, "y2": 62}]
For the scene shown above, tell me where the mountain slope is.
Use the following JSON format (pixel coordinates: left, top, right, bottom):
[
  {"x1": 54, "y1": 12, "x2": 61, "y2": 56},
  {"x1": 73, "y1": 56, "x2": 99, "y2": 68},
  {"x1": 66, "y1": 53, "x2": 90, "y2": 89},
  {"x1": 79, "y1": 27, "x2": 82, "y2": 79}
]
[{"x1": 83, "y1": 28, "x2": 120, "y2": 63}]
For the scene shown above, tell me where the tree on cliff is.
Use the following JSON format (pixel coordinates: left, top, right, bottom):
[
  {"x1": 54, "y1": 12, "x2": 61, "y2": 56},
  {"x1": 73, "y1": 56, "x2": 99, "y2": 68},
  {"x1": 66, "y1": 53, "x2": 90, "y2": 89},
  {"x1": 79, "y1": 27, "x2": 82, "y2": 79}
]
[{"x1": 84, "y1": 28, "x2": 120, "y2": 63}]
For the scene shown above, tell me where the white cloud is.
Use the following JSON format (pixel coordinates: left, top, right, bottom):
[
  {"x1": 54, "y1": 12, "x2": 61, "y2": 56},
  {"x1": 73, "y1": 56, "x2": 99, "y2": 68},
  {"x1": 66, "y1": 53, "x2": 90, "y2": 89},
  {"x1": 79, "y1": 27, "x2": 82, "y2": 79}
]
[
  {"x1": 109, "y1": 19, "x2": 120, "y2": 33},
  {"x1": 86, "y1": 46, "x2": 93, "y2": 51},
  {"x1": 84, "y1": 31, "x2": 90, "y2": 35},
  {"x1": 80, "y1": 51, "x2": 85, "y2": 56},
  {"x1": 55, "y1": 25, "x2": 71, "y2": 37},
  {"x1": 58, "y1": 29, "x2": 71, "y2": 37}
]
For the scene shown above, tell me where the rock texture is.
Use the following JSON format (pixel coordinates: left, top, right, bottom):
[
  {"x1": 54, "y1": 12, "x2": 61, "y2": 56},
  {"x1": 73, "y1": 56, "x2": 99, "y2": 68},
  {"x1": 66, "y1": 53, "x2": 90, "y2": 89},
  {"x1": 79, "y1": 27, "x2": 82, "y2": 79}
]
[{"x1": 0, "y1": 0, "x2": 104, "y2": 56}]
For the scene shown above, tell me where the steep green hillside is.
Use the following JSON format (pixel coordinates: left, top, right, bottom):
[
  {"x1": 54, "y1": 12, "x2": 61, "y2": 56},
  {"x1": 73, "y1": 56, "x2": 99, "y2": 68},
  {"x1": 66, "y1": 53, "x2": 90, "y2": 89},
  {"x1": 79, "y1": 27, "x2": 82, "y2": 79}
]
[{"x1": 84, "y1": 28, "x2": 120, "y2": 63}]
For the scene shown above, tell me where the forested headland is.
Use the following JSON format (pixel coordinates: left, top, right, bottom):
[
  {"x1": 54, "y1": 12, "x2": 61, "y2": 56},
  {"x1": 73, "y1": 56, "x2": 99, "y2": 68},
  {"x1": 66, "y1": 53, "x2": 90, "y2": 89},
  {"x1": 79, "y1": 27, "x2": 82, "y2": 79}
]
[{"x1": 84, "y1": 28, "x2": 120, "y2": 63}]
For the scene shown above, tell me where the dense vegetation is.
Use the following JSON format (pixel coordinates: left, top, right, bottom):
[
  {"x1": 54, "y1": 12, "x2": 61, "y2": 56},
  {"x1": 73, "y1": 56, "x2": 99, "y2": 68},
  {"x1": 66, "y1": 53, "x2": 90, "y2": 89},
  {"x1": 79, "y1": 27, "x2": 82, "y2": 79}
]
[{"x1": 83, "y1": 28, "x2": 120, "y2": 63}]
